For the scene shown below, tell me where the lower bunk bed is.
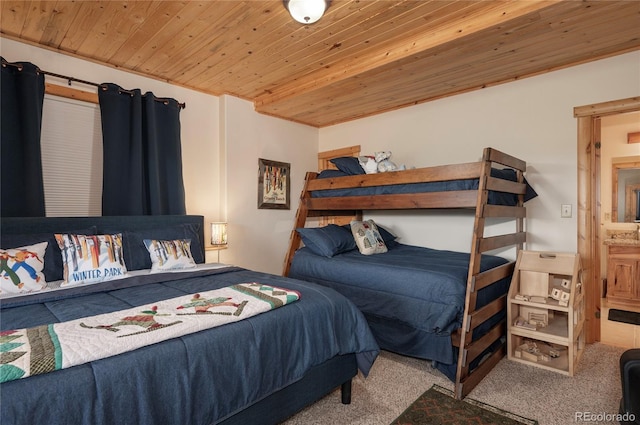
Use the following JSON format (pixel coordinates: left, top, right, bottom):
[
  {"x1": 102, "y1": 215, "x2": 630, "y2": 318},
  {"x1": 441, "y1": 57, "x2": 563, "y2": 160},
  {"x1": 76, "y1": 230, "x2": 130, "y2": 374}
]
[
  {"x1": 288, "y1": 237, "x2": 510, "y2": 382},
  {"x1": 283, "y1": 146, "x2": 534, "y2": 399},
  {"x1": 0, "y1": 215, "x2": 379, "y2": 425}
]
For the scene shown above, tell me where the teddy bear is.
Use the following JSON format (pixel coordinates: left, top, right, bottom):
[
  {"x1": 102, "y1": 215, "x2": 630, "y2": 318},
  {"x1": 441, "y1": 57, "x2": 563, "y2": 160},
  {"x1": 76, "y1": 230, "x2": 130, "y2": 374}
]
[
  {"x1": 374, "y1": 151, "x2": 397, "y2": 172},
  {"x1": 359, "y1": 151, "x2": 401, "y2": 173}
]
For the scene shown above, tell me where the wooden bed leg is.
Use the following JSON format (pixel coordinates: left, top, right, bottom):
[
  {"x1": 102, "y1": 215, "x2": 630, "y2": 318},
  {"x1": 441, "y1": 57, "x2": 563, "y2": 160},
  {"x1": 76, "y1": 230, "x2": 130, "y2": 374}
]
[{"x1": 340, "y1": 380, "x2": 352, "y2": 404}]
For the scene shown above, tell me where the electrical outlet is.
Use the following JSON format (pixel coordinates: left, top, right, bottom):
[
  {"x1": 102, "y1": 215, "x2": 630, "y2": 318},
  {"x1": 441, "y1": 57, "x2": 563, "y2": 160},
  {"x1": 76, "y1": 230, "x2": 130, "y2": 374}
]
[{"x1": 561, "y1": 204, "x2": 572, "y2": 218}]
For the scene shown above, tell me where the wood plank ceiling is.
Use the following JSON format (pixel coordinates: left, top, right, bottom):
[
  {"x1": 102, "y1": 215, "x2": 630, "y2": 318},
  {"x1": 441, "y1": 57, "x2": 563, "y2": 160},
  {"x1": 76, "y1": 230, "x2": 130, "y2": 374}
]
[{"x1": 2, "y1": 0, "x2": 639, "y2": 127}]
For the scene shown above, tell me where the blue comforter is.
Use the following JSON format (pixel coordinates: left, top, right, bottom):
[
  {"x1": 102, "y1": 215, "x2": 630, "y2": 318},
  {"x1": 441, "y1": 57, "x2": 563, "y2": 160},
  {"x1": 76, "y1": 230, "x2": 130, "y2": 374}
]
[
  {"x1": 0, "y1": 267, "x2": 379, "y2": 425},
  {"x1": 289, "y1": 244, "x2": 509, "y2": 366}
]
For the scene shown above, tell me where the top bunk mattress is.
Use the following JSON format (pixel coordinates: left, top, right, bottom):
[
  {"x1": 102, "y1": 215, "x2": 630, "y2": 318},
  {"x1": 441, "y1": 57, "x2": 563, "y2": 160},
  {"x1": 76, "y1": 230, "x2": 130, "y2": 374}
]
[{"x1": 311, "y1": 168, "x2": 537, "y2": 206}]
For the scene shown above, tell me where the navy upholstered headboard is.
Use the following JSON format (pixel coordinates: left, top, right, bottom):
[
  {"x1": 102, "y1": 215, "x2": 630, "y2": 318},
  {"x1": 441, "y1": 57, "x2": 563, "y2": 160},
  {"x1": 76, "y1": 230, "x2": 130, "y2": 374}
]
[{"x1": 0, "y1": 215, "x2": 206, "y2": 275}]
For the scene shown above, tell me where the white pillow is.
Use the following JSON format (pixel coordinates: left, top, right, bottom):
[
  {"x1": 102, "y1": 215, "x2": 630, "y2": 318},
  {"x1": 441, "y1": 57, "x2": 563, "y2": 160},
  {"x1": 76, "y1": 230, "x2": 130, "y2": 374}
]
[
  {"x1": 350, "y1": 220, "x2": 388, "y2": 255},
  {"x1": 144, "y1": 239, "x2": 196, "y2": 272},
  {"x1": 55, "y1": 234, "x2": 128, "y2": 286},
  {"x1": 0, "y1": 242, "x2": 48, "y2": 294}
]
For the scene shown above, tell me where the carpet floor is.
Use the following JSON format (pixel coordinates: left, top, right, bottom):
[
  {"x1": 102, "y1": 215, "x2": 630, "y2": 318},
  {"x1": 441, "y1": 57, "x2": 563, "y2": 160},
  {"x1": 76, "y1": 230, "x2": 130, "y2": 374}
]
[{"x1": 282, "y1": 343, "x2": 625, "y2": 425}]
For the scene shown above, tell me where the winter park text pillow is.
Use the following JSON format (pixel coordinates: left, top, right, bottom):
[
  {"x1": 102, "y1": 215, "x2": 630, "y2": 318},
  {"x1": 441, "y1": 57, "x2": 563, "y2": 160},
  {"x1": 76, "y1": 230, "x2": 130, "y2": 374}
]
[
  {"x1": 0, "y1": 242, "x2": 48, "y2": 295},
  {"x1": 55, "y1": 234, "x2": 128, "y2": 286},
  {"x1": 144, "y1": 239, "x2": 196, "y2": 272}
]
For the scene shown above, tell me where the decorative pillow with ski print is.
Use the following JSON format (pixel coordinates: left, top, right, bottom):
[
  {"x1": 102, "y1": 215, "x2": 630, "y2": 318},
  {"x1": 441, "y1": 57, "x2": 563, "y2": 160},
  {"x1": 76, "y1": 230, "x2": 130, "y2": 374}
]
[
  {"x1": 55, "y1": 234, "x2": 128, "y2": 286},
  {"x1": 144, "y1": 239, "x2": 196, "y2": 272},
  {"x1": 350, "y1": 220, "x2": 388, "y2": 255},
  {"x1": 0, "y1": 242, "x2": 48, "y2": 295}
]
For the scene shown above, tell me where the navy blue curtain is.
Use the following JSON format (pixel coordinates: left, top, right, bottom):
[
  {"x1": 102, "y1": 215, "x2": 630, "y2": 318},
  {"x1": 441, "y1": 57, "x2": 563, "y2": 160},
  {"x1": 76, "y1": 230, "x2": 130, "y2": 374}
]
[
  {"x1": 1, "y1": 58, "x2": 46, "y2": 217},
  {"x1": 98, "y1": 83, "x2": 186, "y2": 215}
]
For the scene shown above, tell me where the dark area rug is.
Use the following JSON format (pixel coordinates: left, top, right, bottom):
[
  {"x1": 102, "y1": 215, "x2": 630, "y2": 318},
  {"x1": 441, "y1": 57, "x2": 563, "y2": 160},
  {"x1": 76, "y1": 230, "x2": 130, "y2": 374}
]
[{"x1": 390, "y1": 384, "x2": 538, "y2": 425}]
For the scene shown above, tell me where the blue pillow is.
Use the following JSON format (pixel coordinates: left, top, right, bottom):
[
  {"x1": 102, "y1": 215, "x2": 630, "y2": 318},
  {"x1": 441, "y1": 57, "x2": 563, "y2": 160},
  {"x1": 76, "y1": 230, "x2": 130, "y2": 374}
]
[
  {"x1": 318, "y1": 169, "x2": 349, "y2": 179},
  {"x1": 329, "y1": 157, "x2": 364, "y2": 175},
  {"x1": 343, "y1": 222, "x2": 398, "y2": 249},
  {"x1": 297, "y1": 225, "x2": 357, "y2": 257},
  {"x1": 491, "y1": 168, "x2": 538, "y2": 202},
  {"x1": 377, "y1": 225, "x2": 399, "y2": 249}
]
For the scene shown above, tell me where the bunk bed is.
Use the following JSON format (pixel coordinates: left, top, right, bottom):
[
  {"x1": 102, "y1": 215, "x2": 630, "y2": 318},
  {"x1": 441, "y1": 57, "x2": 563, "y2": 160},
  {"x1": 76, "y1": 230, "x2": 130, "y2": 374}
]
[
  {"x1": 0, "y1": 215, "x2": 379, "y2": 425},
  {"x1": 283, "y1": 145, "x2": 533, "y2": 399}
]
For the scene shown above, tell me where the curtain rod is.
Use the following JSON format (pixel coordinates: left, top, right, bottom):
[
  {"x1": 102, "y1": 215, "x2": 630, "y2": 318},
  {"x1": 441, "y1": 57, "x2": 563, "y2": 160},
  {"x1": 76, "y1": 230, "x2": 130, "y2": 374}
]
[{"x1": 2, "y1": 59, "x2": 186, "y2": 109}]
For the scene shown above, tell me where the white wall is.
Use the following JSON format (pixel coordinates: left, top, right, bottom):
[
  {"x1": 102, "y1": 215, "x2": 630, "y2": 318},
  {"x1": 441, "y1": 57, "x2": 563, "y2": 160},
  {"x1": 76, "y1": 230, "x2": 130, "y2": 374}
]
[
  {"x1": 319, "y1": 51, "x2": 640, "y2": 257},
  {"x1": 221, "y1": 96, "x2": 317, "y2": 274},
  {"x1": 0, "y1": 37, "x2": 222, "y2": 242}
]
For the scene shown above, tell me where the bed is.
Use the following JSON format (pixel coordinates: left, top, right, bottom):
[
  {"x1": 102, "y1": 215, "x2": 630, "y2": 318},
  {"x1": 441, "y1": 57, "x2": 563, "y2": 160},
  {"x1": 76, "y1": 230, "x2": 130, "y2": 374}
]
[
  {"x1": 0, "y1": 215, "x2": 379, "y2": 425},
  {"x1": 283, "y1": 146, "x2": 534, "y2": 399}
]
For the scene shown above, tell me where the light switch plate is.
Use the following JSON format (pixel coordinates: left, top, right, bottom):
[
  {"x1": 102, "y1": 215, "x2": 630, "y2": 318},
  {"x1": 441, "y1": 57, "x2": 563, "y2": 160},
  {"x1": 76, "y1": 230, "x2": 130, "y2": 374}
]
[{"x1": 561, "y1": 204, "x2": 572, "y2": 218}]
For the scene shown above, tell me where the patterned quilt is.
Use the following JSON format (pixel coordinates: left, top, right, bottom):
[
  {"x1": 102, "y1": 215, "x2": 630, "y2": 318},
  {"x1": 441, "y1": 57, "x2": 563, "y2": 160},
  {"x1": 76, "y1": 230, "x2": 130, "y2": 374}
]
[{"x1": 0, "y1": 283, "x2": 300, "y2": 383}]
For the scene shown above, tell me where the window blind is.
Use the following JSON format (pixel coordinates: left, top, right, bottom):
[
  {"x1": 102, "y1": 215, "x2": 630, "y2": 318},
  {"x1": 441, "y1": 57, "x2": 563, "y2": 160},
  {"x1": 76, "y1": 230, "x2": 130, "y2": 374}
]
[{"x1": 41, "y1": 95, "x2": 103, "y2": 217}]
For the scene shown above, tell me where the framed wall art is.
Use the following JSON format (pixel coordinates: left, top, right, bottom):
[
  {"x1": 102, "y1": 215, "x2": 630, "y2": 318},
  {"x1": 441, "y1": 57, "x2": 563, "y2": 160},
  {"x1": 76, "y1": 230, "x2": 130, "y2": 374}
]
[{"x1": 258, "y1": 158, "x2": 290, "y2": 210}]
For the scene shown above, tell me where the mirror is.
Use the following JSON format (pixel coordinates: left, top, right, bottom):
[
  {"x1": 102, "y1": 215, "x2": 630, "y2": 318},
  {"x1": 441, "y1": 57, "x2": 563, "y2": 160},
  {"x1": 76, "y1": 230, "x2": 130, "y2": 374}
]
[{"x1": 612, "y1": 160, "x2": 640, "y2": 222}]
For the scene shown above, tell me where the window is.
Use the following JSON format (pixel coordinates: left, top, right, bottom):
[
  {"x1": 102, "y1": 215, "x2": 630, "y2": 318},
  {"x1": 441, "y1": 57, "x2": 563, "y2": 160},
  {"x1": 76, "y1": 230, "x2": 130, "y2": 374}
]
[{"x1": 41, "y1": 95, "x2": 102, "y2": 216}]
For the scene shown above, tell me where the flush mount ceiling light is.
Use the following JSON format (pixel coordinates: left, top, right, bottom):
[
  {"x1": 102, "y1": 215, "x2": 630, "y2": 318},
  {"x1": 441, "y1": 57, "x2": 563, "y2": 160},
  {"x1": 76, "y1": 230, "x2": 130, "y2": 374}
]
[{"x1": 284, "y1": 0, "x2": 330, "y2": 24}]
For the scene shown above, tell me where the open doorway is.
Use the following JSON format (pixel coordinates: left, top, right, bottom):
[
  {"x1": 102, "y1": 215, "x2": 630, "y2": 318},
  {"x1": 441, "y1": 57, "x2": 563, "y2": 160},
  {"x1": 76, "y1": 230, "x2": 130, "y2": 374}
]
[{"x1": 575, "y1": 96, "x2": 640, "y2": 343}]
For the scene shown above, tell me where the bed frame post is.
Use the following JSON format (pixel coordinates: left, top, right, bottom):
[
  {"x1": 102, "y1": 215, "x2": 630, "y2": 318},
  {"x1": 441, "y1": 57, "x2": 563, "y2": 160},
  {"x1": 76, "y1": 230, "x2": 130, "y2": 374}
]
[
  {"x1": 454, "y1": 147, "x2": 527, "y2": 399},
  {"x1": 284, "y1": 146, "x2": 362, "y2": 276},
  {"x1": 283, "y1": 172, "x2": 316, "y2": 276},
  {"x1": 454, "y1": 150, "x2": 492, "y2": 399}
]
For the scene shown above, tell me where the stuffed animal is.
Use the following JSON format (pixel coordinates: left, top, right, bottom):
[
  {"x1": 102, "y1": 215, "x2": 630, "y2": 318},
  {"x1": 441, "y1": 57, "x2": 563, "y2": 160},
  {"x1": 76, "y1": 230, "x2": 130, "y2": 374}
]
[
  {"x1": 359, "y1": 151, "x2": 399, "y2": 173},
  {"x1": 375, "y1": 151, "x2": 397, "y2": 172},
  {"x1": 377, "y1": 159, "x2": 397, "y2": 172},
  {"x1": 358, "y1": 156, "x2": 378, "y2": 174},
  {"x1": 374, "y1": 151, "x2": 391, "y2": 162}
]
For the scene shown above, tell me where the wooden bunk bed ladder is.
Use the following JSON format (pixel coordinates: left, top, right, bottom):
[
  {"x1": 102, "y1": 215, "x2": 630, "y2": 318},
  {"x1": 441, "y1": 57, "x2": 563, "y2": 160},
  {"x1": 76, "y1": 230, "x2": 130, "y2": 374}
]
[{"x1": 454, "y1": 148, "x2": 527, "y2": 399}]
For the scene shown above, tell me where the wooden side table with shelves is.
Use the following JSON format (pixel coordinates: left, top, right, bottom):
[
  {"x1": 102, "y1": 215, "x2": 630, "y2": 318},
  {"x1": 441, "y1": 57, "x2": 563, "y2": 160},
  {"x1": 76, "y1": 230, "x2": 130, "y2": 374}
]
[{"x1": 506, "y1": 251, "x2": 584, "y2": 376}]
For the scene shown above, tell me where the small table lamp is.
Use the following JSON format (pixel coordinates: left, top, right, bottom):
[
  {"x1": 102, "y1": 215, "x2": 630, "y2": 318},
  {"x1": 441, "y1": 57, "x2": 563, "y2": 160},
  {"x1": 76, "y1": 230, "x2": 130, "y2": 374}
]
[{"x1": 210, "y1": 222, "x2": 228, "y2": 262}]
